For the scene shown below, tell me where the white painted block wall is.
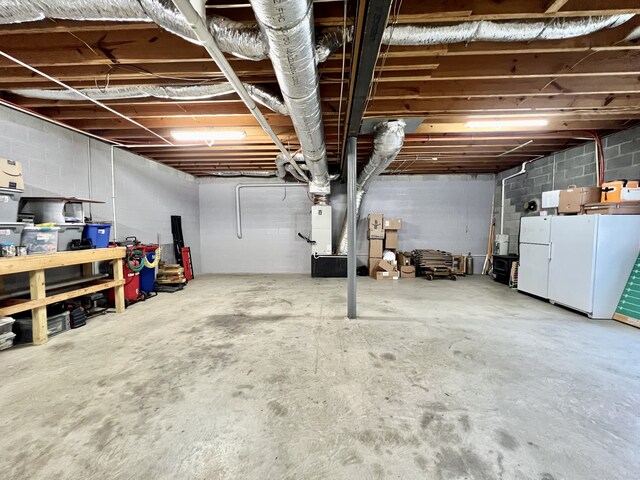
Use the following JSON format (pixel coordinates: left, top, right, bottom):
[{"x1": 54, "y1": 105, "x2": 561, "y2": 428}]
[
  {"x1": 199, "y1": 174, "x2": 495, "y2": 273},
  {"x1": 0, "y1": 105, "x2": 494, "y2": 277},
  {"x1": 0, "y1": 106, "x2": 201, "y2": 272}
]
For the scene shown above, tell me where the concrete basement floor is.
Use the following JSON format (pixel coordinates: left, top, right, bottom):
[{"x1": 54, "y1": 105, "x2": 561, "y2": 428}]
[{"x1": 0, "y1": 275, "x2": 638, "y2": 480}]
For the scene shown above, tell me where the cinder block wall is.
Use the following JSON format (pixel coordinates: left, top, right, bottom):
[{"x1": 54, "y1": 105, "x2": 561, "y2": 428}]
[
  {"x1": 199, "y1": 174, "x2": 495, "y2": 274},
  {"x1": 494, "y1": 126, "x2": 640, "y2": 253},
  {"x1": 0, "y1": 106, "x2": 201, "y2": 272}
]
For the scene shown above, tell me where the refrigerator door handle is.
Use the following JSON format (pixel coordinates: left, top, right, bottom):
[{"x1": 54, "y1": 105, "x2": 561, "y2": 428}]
[{"x1": 548, "y1": 242, "x2": 552, "y2": 260}]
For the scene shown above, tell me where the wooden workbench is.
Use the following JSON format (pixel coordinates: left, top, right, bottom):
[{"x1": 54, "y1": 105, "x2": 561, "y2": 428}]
[{"x1": 0, "y1": 248, "x2": 126, "y2": 345}]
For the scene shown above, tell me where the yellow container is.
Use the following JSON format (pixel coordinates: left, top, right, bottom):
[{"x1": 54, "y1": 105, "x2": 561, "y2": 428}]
[{"x1": 601, "y1": 180, "x2": 639, "y2": 203}]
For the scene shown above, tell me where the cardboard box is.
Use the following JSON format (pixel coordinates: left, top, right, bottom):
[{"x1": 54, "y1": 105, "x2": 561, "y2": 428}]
[
  {"x1": 384, "y1": 230, "x2": 398, "y2": 250},
  {"x1": 368, "y1": 257, "x2": 382, "y2": 277},
  {"x1": 369, "y1": 239, "x2": 383, "y2": 258},
  {"x1": 368, "y1": 228, "x2": 384, "y2": 240},
  {"x1": 584, "y1": 201, "x2": 640, "y2": 215},
  {"x1": 0, "y1": 159, "x2": 24, "y2": 191},
  {"x1": 400, "y1": 265, "x2": 416, "y2": 278},
  {"x1": 377, "y1": 259, "x2": 396, "y2": 273},
  {"x1": 368, "y1": 213, "x2": 383, "y2": 230},
  {"x1": 383, "y1": 217, "x2": 401, "y2": 230},
  {"x1": 376, "y1": 271, "x2": 399, "y2": 280},
  {"x1": 601, "y1": 180, "x2": 640, "y2": 203},
  {"x1": 397, "y1": 251, "x2": 412, "y2": 266},
  {"x1": 559, "y1": 186, "x2": 601, "y2": 214}
]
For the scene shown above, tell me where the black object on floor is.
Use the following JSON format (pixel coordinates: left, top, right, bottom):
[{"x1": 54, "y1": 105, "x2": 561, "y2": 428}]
[
  {"x1": 311, "y1": 255, "x2": 348, "y2": 278},
  {"x1": 492, "y1": 254, "x2": 519, "y2": 285},
  {"x1": 357, "y1": 265, "x2": 369, "y2": 276},
  {"x1": 68, "y1": 306, "x2": 87, "y2": 328},
  {"x1": 154, "y1": 283, "x2": 185, "y2": 293}
]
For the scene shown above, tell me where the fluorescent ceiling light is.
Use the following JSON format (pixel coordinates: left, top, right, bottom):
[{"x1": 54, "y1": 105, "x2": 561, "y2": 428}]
[
  {"x1": 171, "y1": 130, "x2": 246, "y2": 143},
  {"x1": 465, "y1": 119, "x2": 549, "y2": 129}
]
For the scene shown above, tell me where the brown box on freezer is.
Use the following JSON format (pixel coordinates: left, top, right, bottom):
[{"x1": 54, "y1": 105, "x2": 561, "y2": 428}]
[
  {"x1": 584, "y1": 201, "x2": 640, "y2": 215},
  {"x1": 559, "y1": 186, "x2": 601, "y2": 214}
]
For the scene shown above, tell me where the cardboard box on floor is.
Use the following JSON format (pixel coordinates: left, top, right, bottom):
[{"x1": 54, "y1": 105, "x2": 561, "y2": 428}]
[
  {"x1": 368, "y1": 257, "x2": 382, "y2": 277},
  {"x1": 376, "y1": 270, "x2": 399, "y2": 280},
  {"x1": 377, "y1": 259, "x2": 396, "y2": 273},
  {"x1": 559, "y1": 186, "x2": 601, "y2": 214},
  {"x1": 369, "y1": 239, "x2": 383, "y2": 258},
  {"x1": 400, "y1": 265, "x2": 416, "y2": 278},
  {"x1": 383, "y1": 217, "x2": 401, "y2": 230},
  {"x1": 384, "y1": 230, "x2": 398, "y2": 250},
  {"x1": 374, "y1": 259, "x2": 399, "y2": 280}
]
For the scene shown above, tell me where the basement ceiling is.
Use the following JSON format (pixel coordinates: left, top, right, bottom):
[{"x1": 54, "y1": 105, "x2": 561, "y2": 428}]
[{"x1": 0, "y1": 0, "x2": 639, "y2": 176}]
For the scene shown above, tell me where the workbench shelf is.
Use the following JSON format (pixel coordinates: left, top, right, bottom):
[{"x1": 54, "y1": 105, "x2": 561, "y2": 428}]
[{"x1": 0, "y1": 248, "x2": 126, "y2": 345}]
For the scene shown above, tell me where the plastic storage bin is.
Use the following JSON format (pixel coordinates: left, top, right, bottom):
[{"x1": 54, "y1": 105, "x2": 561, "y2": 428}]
[
  {"x1": 0, "y1": 332, "x2": 15, "y2": 350},
  {"x1": 21, "y1": 226, "x2": 59, "y2": 254},
  {"x1": 13, "y1": 311, "x2": 70, "y2": 343},
  {"x1": 0, "y1": 222, "x2": 25, "y2": 247},
  {"x1": 0, "y1": 317, "x2": 14, "y2": 335},
  {"x1": 82, "y1": 223, "x2": 111, "y2": 248},
  {"x1": 57, "y1": 223, "x2": 85, "y2": 251},
  {"x1": 0, "y1": 191, "x2": 20, "y2": 223}
]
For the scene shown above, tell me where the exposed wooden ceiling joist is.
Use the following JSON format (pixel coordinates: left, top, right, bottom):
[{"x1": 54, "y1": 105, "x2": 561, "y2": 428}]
[{"x1": 0, "y1": 0, "x2": 638, "y2": 175}]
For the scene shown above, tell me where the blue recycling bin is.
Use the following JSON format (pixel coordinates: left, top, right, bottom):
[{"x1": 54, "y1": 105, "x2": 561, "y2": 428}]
[{"x1": 139, "y1": 246, "x2": 158, "y2": 293}]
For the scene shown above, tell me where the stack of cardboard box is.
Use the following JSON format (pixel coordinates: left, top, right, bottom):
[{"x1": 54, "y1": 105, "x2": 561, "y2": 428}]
[
  {"x1": 367, "y1": 214, "x2": 412, "y2": 280},
  {"x1": 397, "y1": 251, "x2": 416, "y2": 278}
]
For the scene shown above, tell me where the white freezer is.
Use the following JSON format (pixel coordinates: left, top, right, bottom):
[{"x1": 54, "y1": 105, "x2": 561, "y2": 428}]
[
  {"x1": 520, "y1": 216, "x2": 551, "y2": 245},
  {"x1": 518, "y1": 243, "x2": 550, "y2": 298},
  {"x1": 547, "y1": 215, "x2": 597, "y2": 314},
  {"x1": 519, "y1": 214, "x2": 640, "y2": 319}
]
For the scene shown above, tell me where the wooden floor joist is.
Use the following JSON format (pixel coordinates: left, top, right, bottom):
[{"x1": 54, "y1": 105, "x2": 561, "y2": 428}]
[{"x1": 0, "y1": 0, "x2": 638, "y2": 175}]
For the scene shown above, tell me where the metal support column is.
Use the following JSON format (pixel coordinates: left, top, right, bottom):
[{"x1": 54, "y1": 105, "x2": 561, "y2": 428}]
[{"x1": 347, "y1": 136, "x2": 357, "y2": 319}]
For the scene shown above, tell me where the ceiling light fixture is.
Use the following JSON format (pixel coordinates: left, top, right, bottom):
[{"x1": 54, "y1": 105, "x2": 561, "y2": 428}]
[
  {"x1": 465, "y1": 119, "x2": 549, "y2": 129},
  {"x1": 171, "y1": 129, "x2": 246, "y2": 145}
]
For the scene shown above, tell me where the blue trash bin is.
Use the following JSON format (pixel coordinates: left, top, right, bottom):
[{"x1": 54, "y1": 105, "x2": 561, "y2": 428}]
[{"x1": 139, "y1": 247, "x2": 158, "y2": 293}]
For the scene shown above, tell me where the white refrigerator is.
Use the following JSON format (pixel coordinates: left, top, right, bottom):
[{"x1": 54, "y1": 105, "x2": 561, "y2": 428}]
[
  {"x1": 518, "y1": 216, "x2": 552, "y2": 299},
  {"x1": 519, "y1": 215, "x2": 640, "y2": 319}
]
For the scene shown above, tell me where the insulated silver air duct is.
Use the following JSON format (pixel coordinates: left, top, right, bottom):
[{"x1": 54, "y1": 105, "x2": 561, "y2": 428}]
[
  {"x1": 208, "y1": 171, "x2": 277, "y2": 177},
  {"x1": 0, "y1": 0, "x2": 199, "y2": 43},
  {"x1": 275, "y1": 152, "x2": 308, "y2": 181},
  {"x1": 382, "y1": 15, "x2": 634, "y2": 45},
  {"x1": 10, "y1": 83, "x2": 288, "y2": 115},
  {"x1": 336, "y1": 120, "x2": 406, "y2": 255},
  {"x1": 315, "y1": 15, "x2": 635, "y2": 61},
  {"x1": 249, "y1": 0, "x2": 330, "y2": 195},
  {"x1": 208, "y1": 15, "x2": 269, "y2": 61},
  {"x1": 316, "y1": 26, "x2": 353, "y2": 64},
  {"x1": 0, "y1": 1, "x2": 267, "y2": 60}
]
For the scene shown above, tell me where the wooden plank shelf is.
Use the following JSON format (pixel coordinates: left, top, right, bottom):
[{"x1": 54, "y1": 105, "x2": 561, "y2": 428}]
[
  {"x1": 0, "y1": 248, "x2": 126, "y2": 345},
  {"x1": 0, "y1": 247, "x2": 126, "y2": 275}
]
